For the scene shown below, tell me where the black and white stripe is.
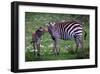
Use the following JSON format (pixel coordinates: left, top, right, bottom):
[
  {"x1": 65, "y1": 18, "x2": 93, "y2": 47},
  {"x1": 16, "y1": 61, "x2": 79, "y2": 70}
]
[{"x1": 48, "y1": 21, "x2": 83, "y2": 40}]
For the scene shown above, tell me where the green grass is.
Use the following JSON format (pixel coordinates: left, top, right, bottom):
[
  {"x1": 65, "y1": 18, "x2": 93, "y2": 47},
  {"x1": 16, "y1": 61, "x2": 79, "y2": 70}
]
[
  {"x1": 25, "y1": 47, "x2": 89, "y2": 61},
  {"x1": 25, "y1": 12, "x2": 89, "y2": 62}
]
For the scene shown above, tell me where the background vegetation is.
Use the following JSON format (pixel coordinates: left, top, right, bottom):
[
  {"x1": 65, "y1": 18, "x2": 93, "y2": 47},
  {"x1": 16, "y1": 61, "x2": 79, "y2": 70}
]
[{"x1": 25, "y1": 12, "x2": 89, "y2": 61}]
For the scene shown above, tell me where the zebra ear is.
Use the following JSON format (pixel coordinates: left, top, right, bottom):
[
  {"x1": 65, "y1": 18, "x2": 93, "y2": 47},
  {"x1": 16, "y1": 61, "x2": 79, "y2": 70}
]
[
  {"x1": 50, "y1": 22, "x2": 55, "y2": 26},
  {"x1": 45, "y1": 22, "x2": 55, "y2": 27}
]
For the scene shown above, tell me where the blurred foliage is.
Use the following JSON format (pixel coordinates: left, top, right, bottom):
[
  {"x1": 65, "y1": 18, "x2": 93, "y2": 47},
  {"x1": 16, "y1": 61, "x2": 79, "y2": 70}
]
[{"x1": 25, "y1": 12, "x2": 89, "y2": 61}]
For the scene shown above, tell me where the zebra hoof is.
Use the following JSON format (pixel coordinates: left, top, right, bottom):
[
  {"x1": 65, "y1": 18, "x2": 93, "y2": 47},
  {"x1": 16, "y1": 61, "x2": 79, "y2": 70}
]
[
  {"x1": 57, "y1": 52, "x2": 60, "y2": 55},
  {"x1": 37, "y1": 53, "x2": 41, "y2": 56},
  {"x1": 54, "y1": 53, "x2": 59, "y2": 56}
]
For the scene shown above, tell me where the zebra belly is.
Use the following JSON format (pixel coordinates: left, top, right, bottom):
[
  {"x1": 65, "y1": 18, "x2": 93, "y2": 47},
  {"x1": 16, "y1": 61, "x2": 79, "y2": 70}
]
[{"x1": 61, "y1": 32, "x2": 73, "y2": 40}]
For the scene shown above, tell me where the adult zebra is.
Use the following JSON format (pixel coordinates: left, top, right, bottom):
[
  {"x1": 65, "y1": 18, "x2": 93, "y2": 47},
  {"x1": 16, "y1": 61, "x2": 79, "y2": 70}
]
[{"x1": 46, "y1": 21, "x2": 87, "y2": 55}]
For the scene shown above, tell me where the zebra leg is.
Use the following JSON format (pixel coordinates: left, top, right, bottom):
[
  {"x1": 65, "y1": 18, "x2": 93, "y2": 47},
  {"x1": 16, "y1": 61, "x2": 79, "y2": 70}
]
[
  {"x1": 53, "y1": 39, "x2": 60, "y2": 55},
  {"x1": 52, "y1": 37, "x2": 57, "y2": 55},
  {"x1": 53, "y1": 40, "x2": 57, "y2": 55},
  {"x1": 79, "y1": 37, "x2": 83, "y2": 50},
  {"x1": 56, "y1": 39, "x2": 60, "y2": 55},
  {"x1": 78, "y1": 36, "x2": 85, "y2": 57},
  {"x1": 74, "y1": 37, "x2": 79, "y2": 53},
  {"x1": 75, "y1": 36, "x2": 85, "y2": 58}
]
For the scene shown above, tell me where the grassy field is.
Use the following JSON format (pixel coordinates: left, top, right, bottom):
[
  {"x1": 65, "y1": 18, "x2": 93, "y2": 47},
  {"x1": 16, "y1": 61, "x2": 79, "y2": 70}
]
[{"x1": 25, "y1": 12, "x2": 89, "y2": 62}]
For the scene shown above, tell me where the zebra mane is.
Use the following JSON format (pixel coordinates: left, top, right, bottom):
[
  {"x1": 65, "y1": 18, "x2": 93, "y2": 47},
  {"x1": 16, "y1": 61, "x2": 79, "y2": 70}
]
[{"x1": 45, "y1": 22, "x2": 55, "y2": 27}]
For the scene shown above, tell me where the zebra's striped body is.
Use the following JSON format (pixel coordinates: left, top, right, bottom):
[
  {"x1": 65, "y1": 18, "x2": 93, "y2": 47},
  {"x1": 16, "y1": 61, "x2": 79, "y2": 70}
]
[
  {"x1": 48, "y1": 21, "x2": 83, "y2": 40},
  {"x1": 47, "y1": 21, "x2": 85, "y2": 55}
]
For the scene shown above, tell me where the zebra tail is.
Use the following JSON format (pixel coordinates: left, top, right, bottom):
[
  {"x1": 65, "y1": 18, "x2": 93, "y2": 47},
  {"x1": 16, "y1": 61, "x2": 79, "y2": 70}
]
[{"x1": 83, "y1": 30, "x2": 87, "y2": 40}]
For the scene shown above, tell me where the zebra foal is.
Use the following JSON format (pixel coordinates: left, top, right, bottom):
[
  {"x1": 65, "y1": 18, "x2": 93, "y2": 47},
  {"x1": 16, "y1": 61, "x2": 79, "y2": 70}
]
[
  {"x1": 46, "y1": 21, "x2": 87, "y2": 55},
  {"x1": 31, "y1": 27, "x2": 47, "y2": 56}
]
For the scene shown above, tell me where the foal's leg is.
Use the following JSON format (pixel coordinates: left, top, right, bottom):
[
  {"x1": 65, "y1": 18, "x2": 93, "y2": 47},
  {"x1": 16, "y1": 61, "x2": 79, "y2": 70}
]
[
  {"x1": 33, "y1": 42, "x2": 36, "y2": 55},
  {"x1": 36, "y1": 39, "x2": 41, "y2": 56},
  {"x1": 37, "y1": 44, "x2": 40, "y2": 56},
  {"x1": 31, "y1": 40, "x2": 36, "y2": 55}
]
